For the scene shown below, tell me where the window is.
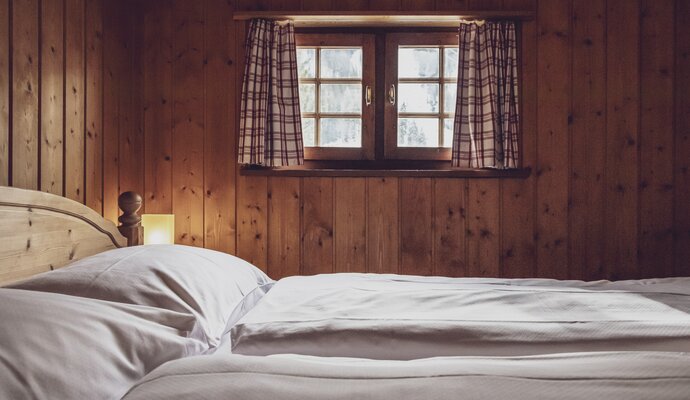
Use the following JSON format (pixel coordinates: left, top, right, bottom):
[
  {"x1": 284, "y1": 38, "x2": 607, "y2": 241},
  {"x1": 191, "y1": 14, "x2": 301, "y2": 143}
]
[
  {"x1": 384, "y1": 33, "x2": 458, "y2": 160},
  {"x1": 296, "y1": 34, "x2": 375, "y2": 160},
  {"x1": 295, "y1": 31, "x2": 461, "y2": 162}
]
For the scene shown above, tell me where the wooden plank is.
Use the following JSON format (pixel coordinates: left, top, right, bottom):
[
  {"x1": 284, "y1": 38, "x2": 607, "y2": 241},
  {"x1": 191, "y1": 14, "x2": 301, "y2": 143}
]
[
  {"x1": 638, "y1": 0, "x2": 674, "y2": 278},
  {"x1": 501, "y1": 13, "x2": 537, "y2": 278},
  {"x1": 270, "y1": 0, "x2": 301, "y2": 10},
  {"x1": 501, "y1": 0, "x2": 535, "y2": 12},
  {"x1": 433, "y1": 178, "x2": 467, "y2": 277},
  {"x1": 675, "y1": 0, "x2": 690, "y2": 277},
  {"x1": 570, "y1": 0, "x2": 606, "y2": 280},
  {"x1": 204, "y1": 0, "x2": 235, "y2": 253},
  {"x1": 85, "y1": 0, "x2": 103, "y2": 214},
  {"x1": 65, "y1": 0, "x2": 85, "y2": 202},
  {"x1": 119, "y1": 0, "x2": 144, "y2": 203},
  {"x1": 267, "y1": 177, "x2": 301, "y2": 278},
  {"x1": 302, "y1": 0, "x2": 331, "y2": 11},
  {"x1": 11, "y1": 0, "x2": 39, "y2": 190},
  {"x1": 605, "y1": 0, "x2": 639, "y2": 280},
  {"x1": 302, "y1": 177, "x2": 334, "y2": 275},
  {"x1": 435, "y1": 0, "x2": 466, "y2": 11},
  {"x1": 467, "y1": 180, "x2": 500, "y2": 277},
  {"x1": 401, "y1": 0, "x2": 434, "y2": 11},
  {"x1": 0, "y1": 0, "x2": 7, "y2": 185},
  {"x1": 535, "y1": 0, "x2": 570, "y2": 279},
  {"x1": 468, "y1": 0, "x2": 501, "y2": 10},
  {"x1": 40, "y1": 0, "x2": 64, "y2": 196},
  {"x1": 369, "y1": 0, "x2": 400, "y2": 11},
  {"x1": 237, "y1": 176, "x2": 268, "y2": 270},
  {"x1": 102, "y1": 0, "x2": 121, "y2": 224},
  {"x1": 172, "y1": 0, "x2": 204, "y2": 246},
  {"x1": 334, "y1": 178, "x2": 367, "y2": 272},
  {"x1": 334, "y1": 0, "x2": 369, "y2": 11},
  {"x1": 399, "y1": 178, "x2": 432, "y2": 275},
  {"x1": 367, "y1": 177, "x2": 399, "y2": 274},
  {"x1": 144, "y1": 0, "x2": 173, "y2": 214},
  {"x1": 237, "y1": 0, "x2": 270, "y2": 11}
]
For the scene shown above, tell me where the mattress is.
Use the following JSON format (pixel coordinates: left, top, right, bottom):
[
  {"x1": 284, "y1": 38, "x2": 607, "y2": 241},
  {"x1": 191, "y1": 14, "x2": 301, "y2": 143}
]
[
  {"x1": 230, "y1": 273, "x2": 690, "y2": 359},
  {"x1": 122, "y1": 352, "x2": 690, "y2": 400}
]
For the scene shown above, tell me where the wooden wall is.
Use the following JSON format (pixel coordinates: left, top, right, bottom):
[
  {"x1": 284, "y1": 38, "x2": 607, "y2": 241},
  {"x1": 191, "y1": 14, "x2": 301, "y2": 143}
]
[
  {"x1": 0, "y1": 0, "x2": 140, "y2": 223},
  {"x1": 3, "y1": 0, "x2": 689, "y2": 281}
]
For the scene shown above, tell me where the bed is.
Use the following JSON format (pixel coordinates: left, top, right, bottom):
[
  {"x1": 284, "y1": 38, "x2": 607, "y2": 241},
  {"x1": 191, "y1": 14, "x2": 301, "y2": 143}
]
[{"x1": 1, "y1": 186, "x2": 689, "y2": 399}]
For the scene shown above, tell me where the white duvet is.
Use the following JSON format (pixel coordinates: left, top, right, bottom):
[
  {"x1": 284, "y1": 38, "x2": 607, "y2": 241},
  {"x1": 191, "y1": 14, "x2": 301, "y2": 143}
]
[
  {"x1": 230, "y1": 274, "x2": 690, "y2": 359},
  {"x1": 122, "y1": 352, "x2": 690, "y2": 400}
]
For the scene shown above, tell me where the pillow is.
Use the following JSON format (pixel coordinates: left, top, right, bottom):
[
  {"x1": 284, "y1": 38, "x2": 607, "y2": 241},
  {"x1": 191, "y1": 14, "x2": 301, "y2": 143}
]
[
  {"x1": 0, "y1": 288, "x2": 207, "y2": 400},
  {"x1": 10, "y1": 245, "x2": 273, "y2": 349}
]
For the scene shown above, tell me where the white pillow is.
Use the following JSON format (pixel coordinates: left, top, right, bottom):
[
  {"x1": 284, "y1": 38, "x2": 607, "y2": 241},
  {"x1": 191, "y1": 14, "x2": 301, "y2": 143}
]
[
  {"x1": 11, "y1": 245, "x2": 273, "y2": 348},
  {"x1": 0, "y1": 288, "x2": 207, "y2": 400}
]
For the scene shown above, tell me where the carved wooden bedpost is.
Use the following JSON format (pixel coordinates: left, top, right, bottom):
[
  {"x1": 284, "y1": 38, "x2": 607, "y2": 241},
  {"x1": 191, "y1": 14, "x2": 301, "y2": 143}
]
[{"x1": 117, "y1": 192, "x2": 143, "y2": 246}]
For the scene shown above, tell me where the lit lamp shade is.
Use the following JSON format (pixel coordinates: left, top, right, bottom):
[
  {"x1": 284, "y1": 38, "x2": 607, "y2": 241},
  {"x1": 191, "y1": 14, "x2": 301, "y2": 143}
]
[{"x1": 141, "y1": 214, "x2": 175, "y2": 245}]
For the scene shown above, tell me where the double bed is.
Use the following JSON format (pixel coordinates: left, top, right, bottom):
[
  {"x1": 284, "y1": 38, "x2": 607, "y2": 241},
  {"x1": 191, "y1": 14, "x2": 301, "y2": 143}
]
[{"x1": 1, "y1": 186, "x2": 689, "y2": 399}]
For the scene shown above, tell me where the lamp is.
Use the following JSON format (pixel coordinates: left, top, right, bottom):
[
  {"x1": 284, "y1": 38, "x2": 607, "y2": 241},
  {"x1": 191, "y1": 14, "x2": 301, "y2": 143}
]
[{"x1": 141, "y1": 214, "x2": 175, "y2": 245}]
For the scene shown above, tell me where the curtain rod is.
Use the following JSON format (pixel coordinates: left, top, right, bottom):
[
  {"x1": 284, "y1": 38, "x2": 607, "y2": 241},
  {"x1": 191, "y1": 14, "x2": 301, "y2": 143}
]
[{"x1": 232, "y1": 11, "x2": 534, "y2": 27}]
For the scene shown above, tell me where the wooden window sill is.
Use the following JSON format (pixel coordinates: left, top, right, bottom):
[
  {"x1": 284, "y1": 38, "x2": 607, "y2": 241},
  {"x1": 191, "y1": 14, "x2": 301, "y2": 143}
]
[{"x1": 240, "y1": 165, "x2": 531, "y2": 178}]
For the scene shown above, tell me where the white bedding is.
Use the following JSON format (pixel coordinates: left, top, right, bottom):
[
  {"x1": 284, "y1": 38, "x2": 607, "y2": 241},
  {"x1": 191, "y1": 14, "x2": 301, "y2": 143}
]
[
  {"x1": 122, "y1": 352, "x2": 690, "y2": 400},
  {"x1": 231, "y1": 273, "x2": 690, "y2": 359}
]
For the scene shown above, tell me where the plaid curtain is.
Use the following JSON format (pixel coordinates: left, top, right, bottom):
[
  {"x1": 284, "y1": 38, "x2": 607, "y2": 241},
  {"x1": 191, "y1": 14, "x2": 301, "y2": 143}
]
[
  {"x1": 238, "y1": 19, "x2": 304, "y2": 166},
  {"x1": 452, "y1": 21, "x2": 520, "y2": 168}
]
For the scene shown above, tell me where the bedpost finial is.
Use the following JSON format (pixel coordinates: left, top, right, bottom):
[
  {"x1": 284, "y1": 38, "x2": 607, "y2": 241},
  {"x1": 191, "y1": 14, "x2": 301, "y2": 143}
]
[
  {"x1": 117, "y1": 192, "x2": 143, "y2": 247},
  {"x1": 118, "y1": 191, "x2": 142, "y2": 226}
]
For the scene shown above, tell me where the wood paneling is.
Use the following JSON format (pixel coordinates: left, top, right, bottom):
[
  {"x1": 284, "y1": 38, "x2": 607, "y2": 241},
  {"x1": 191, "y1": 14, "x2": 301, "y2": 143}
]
[
  {"x1": 40, "y1": 0, "x2": 64, "y2": 196},
  {"x1": 267, "y1": 177, "x2": 301, "y2": 278},
  {"x1": 12, "y1": 0, "x2": 39, "y2": 190},
  {"x1": 639, "y1": 0, "x2": 674, "y2": 278},
  {"x1": 334, "y1": 178, "x2": 367, "y2": 272},
  {"x1": 570, "y1": 0, "x2": 606, "y2": 281},
  {"x1": 535, "y1": 0, "x2": 570, "y2": 279},
  {"x1": 85, "y1": 0, "x2": 103, "y2": 214},
  {"x1": 4, "y1": 0, "x2": 689, "y2": 281},
  {"x1": 171, "y1": 0, "x2": 204, "y2": 246},
  {"x1": 675, "y1": 0, "x2": 690, "y2": 277},
  {"x1": 400, "y1": 178, "x2": 433, "y2": 275},
  {"x1": 367, "y1": 177, "x2": 399, "y2": 273},
  {"x1": 605, "y1": 0, "x2": 640, "y2": 280},
  {"x1": 65, "y1": 0, "x2": 85, "y2": 202},
  {"x1": 0, "y1": 0, "x2": 8, "y2": 186}
]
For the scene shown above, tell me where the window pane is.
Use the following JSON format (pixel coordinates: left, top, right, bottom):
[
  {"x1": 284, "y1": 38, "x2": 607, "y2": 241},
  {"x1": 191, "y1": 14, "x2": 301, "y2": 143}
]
[
  {"x1": 443, "y1": 83, "x2": 457, "y2": 114},
  {"x1": 399, "y1": 48, "x2": 439, "y2": 78},
  {"x1": 320, "y1": 84, "x2": 361, "y2": 113},
  {"x1": 398, "y1": 83, "x2": 439, "y2": 113},
  {"x1": 320, "y1": 118, "x2": 361, "y2": 147},
  {"x1": 443, "y1": 118, "x2": 454, "y2": 148},
  {"x1": 302, "y1": 118, "x2": 316, "y2": 147},
  {"x1": 299, "y1": 84, "x2": 316, "y2": 113},
  {"x1": 320, "y1": 48, "x2": 362, "y2": 79},
  {"x1": 398, "y1": 118, "x2": 439, "y2": 147},
  {"x1": 444, "y1": 47, "x2": 459, "y2": 79},
  {"x1": 297, "y1": 48, "x2": 316, "y2": 79}
]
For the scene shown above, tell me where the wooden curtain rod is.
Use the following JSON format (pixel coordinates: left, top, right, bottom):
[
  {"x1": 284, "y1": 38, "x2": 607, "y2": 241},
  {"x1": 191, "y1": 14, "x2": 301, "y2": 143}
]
[{"x1": 232, "y1": 11, "x2": 534, "y2": 27}]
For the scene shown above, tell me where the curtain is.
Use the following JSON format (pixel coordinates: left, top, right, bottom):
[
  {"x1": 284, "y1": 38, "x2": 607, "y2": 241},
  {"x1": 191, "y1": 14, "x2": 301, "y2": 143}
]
[
  {"x1": 238, "y1": 19, "x2": 304, "y2": 167},
  {"x1": 452, "y1": 21, "x2": 520, "y2": 168}
]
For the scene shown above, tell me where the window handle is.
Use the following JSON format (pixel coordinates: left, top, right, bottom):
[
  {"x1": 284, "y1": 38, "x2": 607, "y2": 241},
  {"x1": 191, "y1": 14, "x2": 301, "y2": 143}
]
[
  {"x1": 388, "y1": 84, "x2": 396, "y2": 106},
  {"x1": 365, "y1": 85, "x2": 372, "y2": 106}
]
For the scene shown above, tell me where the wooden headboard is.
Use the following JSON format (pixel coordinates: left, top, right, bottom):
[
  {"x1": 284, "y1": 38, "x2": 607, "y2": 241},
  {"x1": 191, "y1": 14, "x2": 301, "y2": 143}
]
[{"x1": 0, "y1": 187, "x2": 128, "y2": 286}]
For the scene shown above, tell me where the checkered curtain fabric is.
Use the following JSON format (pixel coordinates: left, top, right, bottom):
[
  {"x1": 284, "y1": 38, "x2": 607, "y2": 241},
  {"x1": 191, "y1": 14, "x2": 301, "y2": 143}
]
[
  {"x1": 238, "y1": 19, "x2": 304, "y2": 166},
  {"x1": 452, "y1": 21, "x2": 520, "y2": 168}
]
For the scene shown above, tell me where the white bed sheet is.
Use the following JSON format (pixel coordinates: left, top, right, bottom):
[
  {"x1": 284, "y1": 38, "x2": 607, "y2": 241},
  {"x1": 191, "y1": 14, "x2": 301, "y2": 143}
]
[
  {"x1": 230, "y1": 273, "x2": 690, "y2": 359},
  {"x1": 122, "y1": 351, "x2": 690, "y2": 400}
]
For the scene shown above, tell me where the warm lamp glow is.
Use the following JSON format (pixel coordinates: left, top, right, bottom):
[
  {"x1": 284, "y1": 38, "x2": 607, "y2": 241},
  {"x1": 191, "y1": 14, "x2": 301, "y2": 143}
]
[{"x1": 141, "y1": 214, "x2": 175, "y2": 245}]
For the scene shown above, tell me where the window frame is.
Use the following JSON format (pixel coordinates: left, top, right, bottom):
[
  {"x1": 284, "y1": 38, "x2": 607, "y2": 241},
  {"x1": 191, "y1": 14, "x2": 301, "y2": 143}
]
[
  {"x1": 383, "y1": 32, "x2": 459, "y2": 161},
  {"x1": 295, "y1": 33, "x2": 376, "y2": 161}
]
